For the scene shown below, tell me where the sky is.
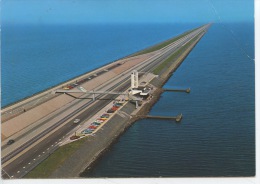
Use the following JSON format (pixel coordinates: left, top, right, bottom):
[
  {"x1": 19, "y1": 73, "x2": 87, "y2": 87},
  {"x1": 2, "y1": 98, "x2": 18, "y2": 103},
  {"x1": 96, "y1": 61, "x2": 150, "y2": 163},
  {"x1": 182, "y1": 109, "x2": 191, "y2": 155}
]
[{"x1": 1, "y1": 0, "x2": 255, "y2": 25}]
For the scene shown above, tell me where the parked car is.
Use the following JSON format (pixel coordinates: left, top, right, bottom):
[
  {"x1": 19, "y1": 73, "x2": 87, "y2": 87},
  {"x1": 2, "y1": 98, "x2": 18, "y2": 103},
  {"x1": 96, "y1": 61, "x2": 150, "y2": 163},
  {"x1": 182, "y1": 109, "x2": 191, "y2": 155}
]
[
  {"x1": 97, "y1": 118, "x2": 106, "y2": 121},
  {"x1": 89, "y1": 125, "x2": 97, "y2": 129},
  {"x1": 81, "y1": 129, "x2": 93, "y2": 135},
  {"x1": 101, "y1": 114, "x2": 110, "y2": 118},
  {"x1": 91, "y1": 122, "x2": 99, "y2": 126},
  {"x1": 86, "y1": 128, "x2": 95, "y2": 132},
  {"x1": 7, "y1": 139, "x2": 15, "y2": 145},
  {"x1": 107, "y1": 109, "x2": 115, "y2": 113},
  {"x1": 92, "y1": 122, "x2": 101, "y2": 126},
  {"x1": 62, "y1": 86, "x2": 70, "y2": 90},
  {"x1": 99, "y1": 117, "x2": 107, "y2": 120}
]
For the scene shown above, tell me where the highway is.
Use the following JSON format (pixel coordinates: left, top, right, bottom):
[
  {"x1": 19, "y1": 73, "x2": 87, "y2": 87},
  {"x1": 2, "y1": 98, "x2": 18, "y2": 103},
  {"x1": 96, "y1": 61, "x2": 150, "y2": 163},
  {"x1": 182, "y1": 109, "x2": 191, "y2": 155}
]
[{"x1": 1, "y1": 24, "x2": 210, "y2": 178}]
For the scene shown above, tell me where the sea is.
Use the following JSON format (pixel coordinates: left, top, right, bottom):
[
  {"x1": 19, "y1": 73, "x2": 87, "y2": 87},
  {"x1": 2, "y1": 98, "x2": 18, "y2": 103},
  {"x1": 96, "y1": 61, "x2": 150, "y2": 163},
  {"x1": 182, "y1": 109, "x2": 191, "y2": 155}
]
[
  {"x1": 1, "y1": 22, "x2": 255, "y2": 177},
  {"x1": 2, "y1": 23, "x2": 198, "y2": 107}
]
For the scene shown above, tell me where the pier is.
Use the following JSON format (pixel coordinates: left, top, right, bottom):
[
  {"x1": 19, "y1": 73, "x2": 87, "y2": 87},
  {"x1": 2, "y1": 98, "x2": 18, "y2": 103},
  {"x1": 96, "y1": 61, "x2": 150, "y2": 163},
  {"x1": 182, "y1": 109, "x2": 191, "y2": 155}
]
[
  {"x1": 144, "y1": 114, "x2": 183, "y2": 122},
  {"x1": 163, "y1": 88, "x2": 190, "y2": 93}
]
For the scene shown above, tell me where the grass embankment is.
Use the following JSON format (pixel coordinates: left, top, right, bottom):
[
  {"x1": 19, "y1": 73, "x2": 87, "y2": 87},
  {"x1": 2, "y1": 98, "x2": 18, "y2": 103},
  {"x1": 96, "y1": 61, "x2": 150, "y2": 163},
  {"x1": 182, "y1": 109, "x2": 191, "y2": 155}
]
[
  {"x1": 132, "y1": 27, "x2": 199, "y2": 57},
  {"x1": 25, "y1": 137, "x2": 88, "y2": 178},
  {"x1": 153, "y1": 34, "x2": 201, "y2": 75}
]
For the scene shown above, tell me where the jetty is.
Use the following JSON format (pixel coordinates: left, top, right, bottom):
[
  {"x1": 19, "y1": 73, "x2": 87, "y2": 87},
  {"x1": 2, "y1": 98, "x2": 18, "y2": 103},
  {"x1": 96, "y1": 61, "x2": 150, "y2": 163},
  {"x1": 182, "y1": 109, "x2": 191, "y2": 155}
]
[
  {"x1": 146, "y1": 114, "x2": 183, "y2": 122},
  {"x1": 163, "y1": 88, "x2": 191, "y2": 93}
]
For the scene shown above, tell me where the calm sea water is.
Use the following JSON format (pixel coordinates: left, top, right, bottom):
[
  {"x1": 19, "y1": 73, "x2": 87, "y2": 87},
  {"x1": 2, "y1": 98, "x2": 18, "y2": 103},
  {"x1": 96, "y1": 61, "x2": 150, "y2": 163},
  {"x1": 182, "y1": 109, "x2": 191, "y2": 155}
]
[
  {"x1": 1, "y1": 23, "x2": 199, "y2": 107},
  {"x1": 82, "y1": 22, "x2": 255, "y2": 177}
]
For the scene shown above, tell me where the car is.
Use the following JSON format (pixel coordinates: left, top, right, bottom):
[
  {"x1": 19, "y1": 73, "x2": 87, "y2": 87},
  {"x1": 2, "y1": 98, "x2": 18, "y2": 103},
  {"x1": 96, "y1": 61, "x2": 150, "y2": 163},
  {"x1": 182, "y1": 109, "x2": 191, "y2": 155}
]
[
  {"x1": 95, "y1": 120, "x2": 104, "y2": 124},
  {"x1": 114, "y1": 104, "x2": 122, "y2": 107},
  {"x1": 97, "y1": 118, "x2": 106, "y2": 121},
  {"x1": 86, "y1": 128, "x2": 95, "y2": 132},
  {"x1": 90, "y1": 123, "x2": 99, "y2": 127},
  {"x1": 99, "y1": 117, "x2": 107, "y2": 120},
  {"x1": 107, "y1": 109, "x2": 115, "y2": 113},
  {"x1": 101, "y1": 114, "x2": 110, "y2": 118},
  {"x1": 92, "y1": 122, "x2": 100, "y2": 126},
  {"x1": 89, "y1": 125, "x2": 97, "y2": 129},
  {"x1": 96, "y1": 119, "x2": 105, "y2": 122},
  {"x1": 73, "y1": 119, "x2": 80, "y2": 124},
  {"x1": 7, "y1": 139, "x2": 15, "y2": 145},
  {"x1": 93, "y1": 122, "x2": 101, "y2": 125},
  {"x1": 62, "y1": 86, "x2": 70, "y2": 90},
  {"x1": 81, "y1": 129, "x2": 93, "y2": 134}
]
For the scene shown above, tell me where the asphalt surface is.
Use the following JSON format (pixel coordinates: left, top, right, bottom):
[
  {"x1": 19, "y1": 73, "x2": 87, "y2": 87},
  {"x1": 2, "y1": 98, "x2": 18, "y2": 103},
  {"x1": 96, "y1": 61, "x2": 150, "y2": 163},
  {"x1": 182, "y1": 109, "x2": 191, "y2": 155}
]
[{"x1": 1, "y1": 24, "x2": 210, "y2": 179}]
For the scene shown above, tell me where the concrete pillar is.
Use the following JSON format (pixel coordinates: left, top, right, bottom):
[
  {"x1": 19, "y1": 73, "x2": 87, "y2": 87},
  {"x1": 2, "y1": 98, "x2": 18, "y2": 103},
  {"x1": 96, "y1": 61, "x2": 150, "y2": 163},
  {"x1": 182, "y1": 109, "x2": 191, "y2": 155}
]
[{"x1": 135, "y1": 101, "x2": 138, "y2": 109}]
